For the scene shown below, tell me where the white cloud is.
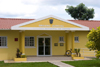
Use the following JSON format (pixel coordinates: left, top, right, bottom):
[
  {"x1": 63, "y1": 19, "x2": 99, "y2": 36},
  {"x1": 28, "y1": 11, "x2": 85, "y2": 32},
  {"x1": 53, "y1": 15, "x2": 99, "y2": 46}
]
[
  {"x1": 0, "y1": 0, "x2": 99, "y2": 20},
  {"x1": 21, "y1": 0, "x2": 43, "y2": 5},
  {"x1": 0, "y1": 0, "x2": 38, "y2": 17},
  {"x1": 93, "y1": 7, "x2": 100, "y2": 20}
]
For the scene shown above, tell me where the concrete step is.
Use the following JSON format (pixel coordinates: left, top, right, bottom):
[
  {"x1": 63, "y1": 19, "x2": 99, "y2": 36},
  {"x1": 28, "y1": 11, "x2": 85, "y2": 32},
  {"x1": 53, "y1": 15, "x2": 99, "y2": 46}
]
[{"x1": 27, "y1": 56, "x2": 72, "y2": 61}]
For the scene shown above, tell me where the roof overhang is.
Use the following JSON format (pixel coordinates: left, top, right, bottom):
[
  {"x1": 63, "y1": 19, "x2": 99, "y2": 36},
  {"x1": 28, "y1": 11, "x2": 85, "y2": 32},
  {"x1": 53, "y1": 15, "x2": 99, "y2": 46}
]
[{"x1": 11, "y1": 27, "x2": 89, "y2": 31}]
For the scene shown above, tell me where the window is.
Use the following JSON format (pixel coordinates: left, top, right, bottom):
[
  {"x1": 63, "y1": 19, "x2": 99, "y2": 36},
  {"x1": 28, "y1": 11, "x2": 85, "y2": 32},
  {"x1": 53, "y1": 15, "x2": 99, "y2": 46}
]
[
  {"x1": 59, "y1": 37, "x2": 64, "y2": 42},
  {"x1": 75, "y1": 36, "x2": 79, "y2": 42},
  {"x1": 0, "y1": 37, "x2": 7, "y2": 47},
  {"x1": 25, "y1": 37, "x2": 34, "y2": 47}
]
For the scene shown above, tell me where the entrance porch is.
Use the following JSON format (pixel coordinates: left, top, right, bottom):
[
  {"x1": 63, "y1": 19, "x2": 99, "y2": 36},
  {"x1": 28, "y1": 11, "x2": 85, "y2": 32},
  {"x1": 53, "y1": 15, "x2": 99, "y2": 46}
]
[{"x1": 19, "y1": 30, "x2": 75, "y2": 57}]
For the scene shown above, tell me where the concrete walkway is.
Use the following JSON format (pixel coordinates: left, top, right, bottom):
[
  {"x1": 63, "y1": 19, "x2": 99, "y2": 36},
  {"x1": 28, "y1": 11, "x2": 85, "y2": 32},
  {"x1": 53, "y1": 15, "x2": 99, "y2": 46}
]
[
  {"x1": 49, "y1": 61, "x2": 74, "y2": 67},
  {"x1": 27, "y1": 57, "x2": 74, "y2": 67}
]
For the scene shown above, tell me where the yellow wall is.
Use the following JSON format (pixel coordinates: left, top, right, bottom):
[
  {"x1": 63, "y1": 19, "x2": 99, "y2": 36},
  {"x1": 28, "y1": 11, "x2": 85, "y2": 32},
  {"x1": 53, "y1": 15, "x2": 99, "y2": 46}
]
[
  {"x1": 66, "y1": 31, "x2": 95, "y2": 57},
  {"x1": 0, "y1": 30, "x2": 95, "y2": 60},
  {"x1": 74, "y1": 31, "x2": 89, "y2": 48},
  {"x1": 21, "y1": 17, "x2": 80, "y2": 28},
  {"x1": 74, "y1": 31, "x2": 95, "y2": 57},
  {"x1": 66, "y1": 31, "x2": 89, "y2": 50},
  {"x1": 25, "y1": 31, "x2": 66, "y2": 56},
  {"x1": 0, "y1": 30, "x2": 19, "y2": 60}
]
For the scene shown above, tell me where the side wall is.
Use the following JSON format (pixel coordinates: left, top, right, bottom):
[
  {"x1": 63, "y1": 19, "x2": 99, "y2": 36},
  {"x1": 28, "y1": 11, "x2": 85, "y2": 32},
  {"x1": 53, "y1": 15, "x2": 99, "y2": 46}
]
[
  {"x1": 67, "y1": 31, "x2": 95, "y2": 57},
  {"x1": 0, "y1": 30, "x2": 19, "y2": 60},
  {"x1": 67, "y1": 31, "x2": 89, "y2": 50}
]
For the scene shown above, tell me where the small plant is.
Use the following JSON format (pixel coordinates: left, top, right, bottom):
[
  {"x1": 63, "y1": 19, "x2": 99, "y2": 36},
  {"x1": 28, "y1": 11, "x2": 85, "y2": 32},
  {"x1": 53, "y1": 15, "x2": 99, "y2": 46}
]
[
  {"x1": 74, "y1": 48, "x2": 81, "y2": 57},
  {"x1": 95, "y1": 51, "x2": 100, "y2": 58},
  {"x1": 21, "y1": 55, "x2": 26, "y2": 58},
  {"x1": 16, "y1": 48, "x2": 22, "y2": 58}
]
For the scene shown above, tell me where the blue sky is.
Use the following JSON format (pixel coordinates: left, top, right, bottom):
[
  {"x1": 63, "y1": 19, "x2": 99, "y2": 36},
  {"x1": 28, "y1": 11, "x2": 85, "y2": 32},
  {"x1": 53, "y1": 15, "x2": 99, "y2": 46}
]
[{"x1": 0, "y1": 0, "x2": 100, "y2": 20}]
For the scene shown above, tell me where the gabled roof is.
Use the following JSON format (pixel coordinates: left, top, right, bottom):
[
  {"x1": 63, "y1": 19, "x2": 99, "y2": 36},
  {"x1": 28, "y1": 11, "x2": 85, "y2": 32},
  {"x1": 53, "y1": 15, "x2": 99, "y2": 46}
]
[
  {"x1": 0, "y1": 18, "x2": 34, "y2": 29},
  {"x1": 0, "y1": 16, "x2": 100, "y2": 30},
  {"x1": 11, "y1": 15, "x2": 89, "y2": 31}
]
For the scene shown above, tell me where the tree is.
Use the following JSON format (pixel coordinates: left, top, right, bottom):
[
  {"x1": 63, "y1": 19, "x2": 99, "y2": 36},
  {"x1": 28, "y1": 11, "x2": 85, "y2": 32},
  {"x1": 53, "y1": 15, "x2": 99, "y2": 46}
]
[
  {"x1": 86, "y1": 27, "x2": 100, "y2": 51},
  {"x1": 65, "y1": 3, "x2": 94, "y2": 20}
]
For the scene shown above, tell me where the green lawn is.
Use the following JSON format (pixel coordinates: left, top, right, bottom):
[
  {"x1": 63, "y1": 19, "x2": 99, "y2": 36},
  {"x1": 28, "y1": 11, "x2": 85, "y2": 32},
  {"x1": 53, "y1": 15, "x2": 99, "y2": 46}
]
[
  {"x1": 0, "y1": 61, "x2": 58, "y2": 67},
  {"x1": 62, "y1": 58, "x2": 100, "y2": 67}
]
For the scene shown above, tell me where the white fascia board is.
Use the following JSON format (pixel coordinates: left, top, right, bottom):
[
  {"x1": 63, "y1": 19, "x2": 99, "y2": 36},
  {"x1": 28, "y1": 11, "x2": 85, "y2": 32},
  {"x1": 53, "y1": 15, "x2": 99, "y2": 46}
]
[
  {"x1": 11, "y1": 15, "x2": 89, "y2": 30},
  {"x1": 0, "y1": 29, "x2": 11, "y2": 30},
  {"x1": 11, "y1": 27, "x2": 89, "y2": 31}
]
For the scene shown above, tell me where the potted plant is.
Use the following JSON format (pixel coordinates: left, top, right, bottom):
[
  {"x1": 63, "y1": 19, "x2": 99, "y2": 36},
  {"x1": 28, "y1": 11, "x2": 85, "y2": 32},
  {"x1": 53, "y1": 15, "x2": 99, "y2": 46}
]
[
  {"x1": 72, "y1": 48, "x2": 84, "y2": 60},
  {"x1": 14, "y1": 48, "x2": 27, "y2": 61}
]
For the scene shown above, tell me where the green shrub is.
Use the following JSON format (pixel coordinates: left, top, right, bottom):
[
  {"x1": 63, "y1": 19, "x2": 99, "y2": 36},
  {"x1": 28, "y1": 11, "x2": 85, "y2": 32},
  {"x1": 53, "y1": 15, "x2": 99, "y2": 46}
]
[
  {"x1": 74, "y1": 48, "x2": 81, "y2": 57},
  {"x1": 21, "y1": 55, "x2": 26, "y2": 58},
  {"x1": 96, "y1": 51, "x2": 100, "y2": 58}
]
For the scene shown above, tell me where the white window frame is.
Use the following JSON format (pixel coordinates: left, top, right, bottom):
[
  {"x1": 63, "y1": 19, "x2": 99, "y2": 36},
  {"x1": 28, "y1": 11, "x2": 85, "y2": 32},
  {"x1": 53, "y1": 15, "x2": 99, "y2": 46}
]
[
  {"x1": 25, "y1": 36, "x2": 35, "y2": 48},
  {"x1": 75, "y1": 36, "x2": 79, "y2": 42},
  {"x1": 0, "y1": 36, "x2": 7, "y2": 48},
  {"x1": 59, "y1": 36, "x2": 65, "y2": 43}
]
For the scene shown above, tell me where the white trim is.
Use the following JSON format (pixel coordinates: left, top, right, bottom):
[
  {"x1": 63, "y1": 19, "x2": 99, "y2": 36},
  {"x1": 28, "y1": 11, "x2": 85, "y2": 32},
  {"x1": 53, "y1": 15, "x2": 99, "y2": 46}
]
[
  {"x1": 0, "y1": 46, "x2": 8, "y2": 48},
  {"x1": 0, "y1": 29, "x2": 10, "y2": 30},
  {"x1": 25, "y1": 46, "x2": 35, "y2": 48},
  {"x1": 75, "y1": 41, "x2": 80, "y2": 43},
  {"x1": 11, "y1": 15, "x2": 89, "y2": 30},
  {"x1": 58, "y1": 41, "x2": 65, "y2": 43},
  {"x1": 11, "y1": 27, "x2": 89, "y2": 31},
  {"x1": 37, "y1": 33, "x2": 51, "y2": 36},
  {"x1": 37, "y1": 36, "x2": 52, "y2": 56}
]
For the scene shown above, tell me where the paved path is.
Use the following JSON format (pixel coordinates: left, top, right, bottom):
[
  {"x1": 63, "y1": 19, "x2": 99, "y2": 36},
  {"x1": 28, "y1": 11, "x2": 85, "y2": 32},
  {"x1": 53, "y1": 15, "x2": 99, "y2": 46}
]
[{"x1": 49, "y1": 61, "x2": 74, "y2": 67}]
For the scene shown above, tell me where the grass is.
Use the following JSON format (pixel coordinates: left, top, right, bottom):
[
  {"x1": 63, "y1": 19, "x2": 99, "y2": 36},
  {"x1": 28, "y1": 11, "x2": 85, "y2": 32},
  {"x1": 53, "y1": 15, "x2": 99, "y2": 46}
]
[
  {"x1": 0, "y1": 61, "x2": 58, "y2": 67},
  {"x1": 62, "y1": 58, "x2": 100, "y2": 67}
]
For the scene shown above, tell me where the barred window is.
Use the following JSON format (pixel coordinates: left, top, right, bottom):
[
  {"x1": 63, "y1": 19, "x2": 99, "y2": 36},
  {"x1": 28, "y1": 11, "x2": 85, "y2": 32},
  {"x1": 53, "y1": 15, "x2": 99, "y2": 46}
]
[
  {"x1": 75, "y1": 36, "x2": 79, "y2": 42},
  {"x1": 25, "y1": 37, "x2": 34, "y2": 47},
  {"x1": 0, "y1": 37, "x2": 7, "y2": 47},
  {"x1": 59, "y1": 37, "x2": 64, "y2": 42}
]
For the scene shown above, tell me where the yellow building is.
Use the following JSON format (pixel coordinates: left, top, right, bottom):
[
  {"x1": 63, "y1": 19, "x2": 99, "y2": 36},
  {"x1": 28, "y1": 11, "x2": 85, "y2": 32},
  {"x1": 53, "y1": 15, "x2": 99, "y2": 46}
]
[{"x1": 0, "y1": 15, "x2": 98, "y2": 60}]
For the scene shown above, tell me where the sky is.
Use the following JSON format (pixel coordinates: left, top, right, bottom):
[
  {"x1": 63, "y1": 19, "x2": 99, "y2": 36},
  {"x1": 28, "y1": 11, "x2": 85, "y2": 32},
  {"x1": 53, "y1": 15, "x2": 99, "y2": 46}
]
[{"x1": 0, "y1": 0, "x2": 100, "y2": 20}]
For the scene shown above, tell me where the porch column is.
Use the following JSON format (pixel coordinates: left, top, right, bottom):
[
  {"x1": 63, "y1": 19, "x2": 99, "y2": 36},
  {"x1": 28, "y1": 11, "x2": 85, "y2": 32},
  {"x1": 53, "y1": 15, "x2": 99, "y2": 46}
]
[
  {"x1": 71, "y1": 31, "x2": 75, "y2": 57},
  {"x1": 20, "y1": 31, "x2": 25, "y2": 55},
  {"x1": 65, "y1": 31, "x2": 69, "y2": 51}
]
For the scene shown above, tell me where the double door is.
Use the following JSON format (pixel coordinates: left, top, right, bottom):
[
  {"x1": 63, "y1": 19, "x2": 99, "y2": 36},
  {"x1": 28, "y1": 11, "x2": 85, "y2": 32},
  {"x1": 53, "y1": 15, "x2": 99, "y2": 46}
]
[{"x1": 38, "y1": 37, "x2": 51, "y2": 56}]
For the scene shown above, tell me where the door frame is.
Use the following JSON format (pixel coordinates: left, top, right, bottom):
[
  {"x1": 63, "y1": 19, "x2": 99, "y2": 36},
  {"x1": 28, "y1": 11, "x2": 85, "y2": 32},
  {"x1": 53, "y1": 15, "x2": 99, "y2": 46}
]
[{"x1": 37, "y1": 36, "x2": 52, "y2": 56}]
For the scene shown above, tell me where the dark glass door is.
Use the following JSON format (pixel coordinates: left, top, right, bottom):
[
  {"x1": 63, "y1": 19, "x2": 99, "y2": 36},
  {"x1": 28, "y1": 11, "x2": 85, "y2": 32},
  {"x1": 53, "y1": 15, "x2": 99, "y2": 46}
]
[
  {"x1": 38, "y1": 38, "x2": 44, "y2": 55},
  {"x1": 45, "y1": 38, "x2": 50, "y2": 55},
  {"x1": 38, "y1": 37, "x2": 51, "y2": 56}
]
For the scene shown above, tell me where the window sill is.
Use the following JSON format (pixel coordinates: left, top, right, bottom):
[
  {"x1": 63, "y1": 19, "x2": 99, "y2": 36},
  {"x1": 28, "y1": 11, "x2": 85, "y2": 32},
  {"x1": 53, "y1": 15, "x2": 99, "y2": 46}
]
[
  {"x1": 75, "y1": 41, "x2": 80, "y2": 43},
  {"x1": 25, "y1": 46, "x2": 35, "y2": 48},
  {"x1": 58, "y1": 41, "x2": 65, "y2": 43},
  {"x1": 0, "y1": 46, "x2": 8, "y2": 48}
]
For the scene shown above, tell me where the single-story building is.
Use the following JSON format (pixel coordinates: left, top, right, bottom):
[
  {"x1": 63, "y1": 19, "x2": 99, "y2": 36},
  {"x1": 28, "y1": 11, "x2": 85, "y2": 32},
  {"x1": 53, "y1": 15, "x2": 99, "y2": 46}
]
[{"x1": 0, "y1": 15, "x2": 99, "y2": 60}]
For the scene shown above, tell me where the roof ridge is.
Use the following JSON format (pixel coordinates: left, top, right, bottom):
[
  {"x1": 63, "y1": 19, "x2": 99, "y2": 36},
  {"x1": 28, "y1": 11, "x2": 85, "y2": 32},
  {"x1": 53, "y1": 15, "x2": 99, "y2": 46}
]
[{"x1": 0, "y1": 18, "x2": 35, "y2": 20}]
